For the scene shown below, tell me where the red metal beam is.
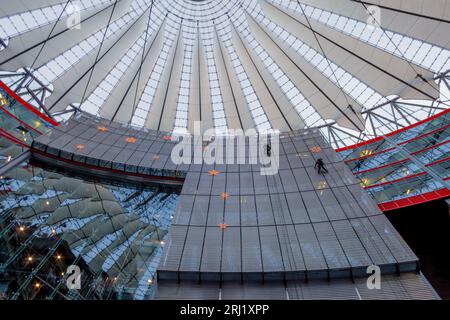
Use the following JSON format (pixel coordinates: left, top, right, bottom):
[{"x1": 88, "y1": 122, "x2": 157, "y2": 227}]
[{"x1": 378, "y1": 188, "x2": 450, "y2": 212}]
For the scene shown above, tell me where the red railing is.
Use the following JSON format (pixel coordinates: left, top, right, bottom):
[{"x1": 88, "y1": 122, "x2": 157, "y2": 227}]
[{"x1": 378, "y1": 188, "x2": 450, "y2": 212}]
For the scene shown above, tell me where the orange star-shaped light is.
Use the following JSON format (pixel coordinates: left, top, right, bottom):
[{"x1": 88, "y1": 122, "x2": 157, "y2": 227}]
[
  {"x1": 75, "y1": 144, "x2": 85, "y2": 150},
  {"x1": 97, "y1": 126, "x2": 108, "y2": 132},
  {"x1": 208, "y1": 170, "x2": 221, "y2": 176},
  {"x1": 219, "y1": 223, "x2": 228, "y2": 230},
  {"x1": 310, "y1": 146, "x2": 322, "y2": 153},
  {"x1": 220, "y1": 192, "x2": 230, "y2": 200},
  {"x1": 126, "y1": 137, "x2": 137, "y2": 143},
  {"x1": 163, "y1": 135, "x2": 172, "y2": 141},
  {"x1": 152, "y1": 155, "x2": 160, "y2": 160}
]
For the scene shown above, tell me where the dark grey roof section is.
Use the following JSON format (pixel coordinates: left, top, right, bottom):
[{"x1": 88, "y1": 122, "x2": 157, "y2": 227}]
[
  {"x1": 157, "y1": 127, "x2": 418, "y2": 283},
  {"x1": 155, "y1": 272, "x2": 439, "y2": 300},
  {"x1": 32, "y1": 113, "x2": 433, "y2": 299},
  {"x1": 32, "y1": 113, "x2": 187, "y2": 186}
]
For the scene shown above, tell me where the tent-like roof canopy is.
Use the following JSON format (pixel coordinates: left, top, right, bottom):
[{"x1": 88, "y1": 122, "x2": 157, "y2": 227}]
[{"x1": 1, "y1": 0, "x2": 450, "y2": 147}]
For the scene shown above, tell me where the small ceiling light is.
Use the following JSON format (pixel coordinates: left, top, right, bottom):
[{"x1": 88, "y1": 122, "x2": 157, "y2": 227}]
[
  {"x1": 97, "y1": 126, "x2": 108, "y2": 132},
  {"x1": 208, "y1": 170, "x2": 221, "y2": 176},
  {"x1": 310, "y1": 146, "x2": 322, "y2": 153},
  {"x1": 147, "y1": 279, "x2": 153, "y2": 285},
  {"x1": 317, "y1": 181, "x2": 327, "y2": 189},
  {"x1": 56, "y1": 254, "x2": 62, "y2": 260},
  {"x1": 46, "y1": 200, "x2": 50, "y2": 205},
  {"x1": 219, "y1": 223, "x2": 228, "y2": 230},
  {"x1": 75, "y1": 144, "x2": 85, "y2": 150},
  {"x1": 19, "y1": 226, "x2": 25, "y2": 232},
  {"x1": 51, "y1": 229, "x2": 57, "y2": 235},
  {"x1": 35, "y1": 283, "x2": 41, "y2": 289},
  {"x1": 160, "y1": 241, "x2": 165, "y2": 245},
  {"x1": 220, "y1": 192, "x2": 230, "y2": 200},
  {"x1": 27, "y1": 256, "x2": 33, "y2": 262}
]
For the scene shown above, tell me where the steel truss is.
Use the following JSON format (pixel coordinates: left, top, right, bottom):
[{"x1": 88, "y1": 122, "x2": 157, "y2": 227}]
[
  {"x1": 0, "y1": 70, "x2": 80, "y2": 121},
  {"x1": 320, "y1": 70, "x2": 450, "y2": 149}
]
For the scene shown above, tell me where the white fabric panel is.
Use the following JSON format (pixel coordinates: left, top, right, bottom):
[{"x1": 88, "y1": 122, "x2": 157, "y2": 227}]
[
  {"x1": 247, "y1": 13, "x2": 365, "y2": 130},
  {"x1": 0, "y1": 1, "x2": 119, "y2": 71},
  {"x1": 46, "y1": 9, "x2": 148, "y2": 112},
  {"x1": 100, "y1": 21, "x2": 164, "y2": 123},
  {"x1": 0, "y1": 0, "x2": 66, "y2": 16},
  {"x1": 158, "y1": 36, "x2": 185, "y2": 132},
  {"x1": 232, "y1": 30, "x2": 289, "y2": 131},
  {"x1": 145, "y1": 27, "x2": 180, "y2": 130},
  {"x1": 264, "y1": 1, "x2": 439, "y2": 101},
  {"x1": 217, "y1": 37, "x2": 256, "y2": 132},
  {"x1": 297, "y1": 0, "x2": 450, "y2": 52},
  {"x1": 213, "y1": 32, "x2": 244, "y2": 130},
  {"x1": 187, "y1": 32, "x2": 201, "y2": 133},
  {"x1": 198, "y1": 35, "x2": 214, "y2": 133},
  {"x1": 238, "y1": 20, "x2": 305, "y2": 130},
  {"x1": 1, "y1": 0, "x2": 448, "y2": 139},
  {"x1": 364, "y1": 0, "x2": 450, "y2": 20},
  {"x1": 311, "y1": 18, "x2": 440, "y2": 101}
]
